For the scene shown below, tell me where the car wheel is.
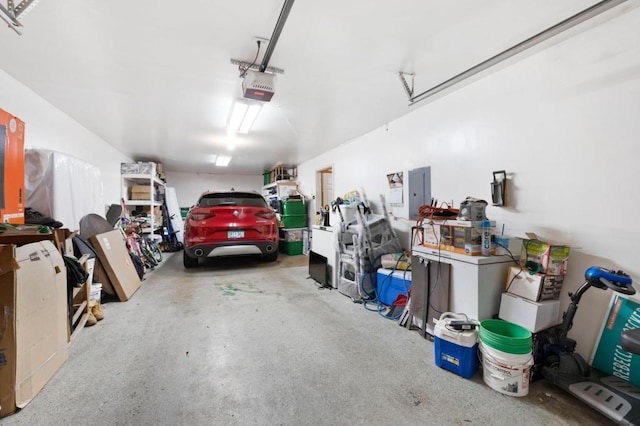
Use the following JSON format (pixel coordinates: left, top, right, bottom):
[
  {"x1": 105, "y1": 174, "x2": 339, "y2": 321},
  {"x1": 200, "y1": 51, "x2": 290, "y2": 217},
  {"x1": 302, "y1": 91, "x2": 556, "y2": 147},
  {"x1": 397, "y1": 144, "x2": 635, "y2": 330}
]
[
  {"x1": 183, "y1": 251, "x2": 199, "y2": 268},
  {"x1": 264, "y1": 250, "x2": 278, "y2": 262}
]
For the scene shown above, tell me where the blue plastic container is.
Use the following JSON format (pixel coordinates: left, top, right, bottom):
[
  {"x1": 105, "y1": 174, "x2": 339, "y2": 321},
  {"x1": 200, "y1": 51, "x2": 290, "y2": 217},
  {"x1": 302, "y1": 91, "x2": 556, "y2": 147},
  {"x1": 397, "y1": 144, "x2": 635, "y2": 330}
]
[
  {"x1": 376, "y1": 269, "x2": 411, "y2": 306},
  {"x1": 434, "y1": 313, "x2": 479, "y2": 379}
]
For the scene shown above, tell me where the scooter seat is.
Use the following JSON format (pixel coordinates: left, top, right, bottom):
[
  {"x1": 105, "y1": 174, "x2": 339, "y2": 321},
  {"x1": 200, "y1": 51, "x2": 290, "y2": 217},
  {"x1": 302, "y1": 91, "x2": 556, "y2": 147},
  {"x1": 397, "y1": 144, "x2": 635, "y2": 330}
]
[{"x1": 620, "y1": 328, "x2": 640, "y2": 354}]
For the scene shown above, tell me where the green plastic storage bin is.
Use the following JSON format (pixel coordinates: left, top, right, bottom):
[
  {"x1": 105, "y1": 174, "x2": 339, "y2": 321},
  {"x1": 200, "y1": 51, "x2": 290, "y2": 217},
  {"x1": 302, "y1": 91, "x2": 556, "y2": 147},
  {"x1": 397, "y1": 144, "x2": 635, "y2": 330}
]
[
  {"x1": 281, "y1": 214, "x2": 306, "y2": 229},
  {"x1": 279, "y1": 240, "x2": 303, "y2": 255},
  {"x1": 263, "y1": 172, "x2": 271, "y2": 185},
  {"x1": 282, "y1": 200, "x2": 305, "y2": 215}
]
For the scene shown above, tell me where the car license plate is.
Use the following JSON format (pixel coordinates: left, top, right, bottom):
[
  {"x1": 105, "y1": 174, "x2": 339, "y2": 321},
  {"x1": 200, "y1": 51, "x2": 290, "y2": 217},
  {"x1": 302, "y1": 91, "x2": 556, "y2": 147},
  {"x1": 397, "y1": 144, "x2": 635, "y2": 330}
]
[{"x1": 227, "y1": 230, "x2": 244, "y2": 239}]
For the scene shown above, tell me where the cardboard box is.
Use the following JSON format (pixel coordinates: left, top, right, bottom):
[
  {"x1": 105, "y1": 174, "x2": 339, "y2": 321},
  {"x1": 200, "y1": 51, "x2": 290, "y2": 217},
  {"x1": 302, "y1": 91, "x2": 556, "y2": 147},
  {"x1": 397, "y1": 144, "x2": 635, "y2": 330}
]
[
  {"x1": 0, "y1": 109, "x2": 25, "y2": 224},
  {"x1": 131, "y1": 184, "x2": 152, "y2": 194},
  {"x1": 499, "y1": 292, "x2": 561, "y2": 333},
  {"x1": 493, "y1": 236, "x2": 523, "y2": 257},
  {"x1": 591, "y1": 294, "x2": 640, "y2": 387},
  {"x1": 0, "y1": 241, "x2": 68, "y2": 417},
  {"x1": 505, "y1": 266, "x2": 564, "y2": 302},
  {"x1": 88, "y1": 230, "x2": 141, "y2": 302},
  {"x1": 130, "y1": 185, "x2": 152, "y2": 200},
  {"x1": 520, "y1": 234, "x2": 570, "y2": 275}
]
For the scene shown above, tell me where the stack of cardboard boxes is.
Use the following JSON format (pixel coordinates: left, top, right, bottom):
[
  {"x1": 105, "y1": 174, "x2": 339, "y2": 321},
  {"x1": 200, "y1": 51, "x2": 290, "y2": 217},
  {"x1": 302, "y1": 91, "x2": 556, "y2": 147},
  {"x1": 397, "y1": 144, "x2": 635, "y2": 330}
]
[{"x1": 499, "y1": 234, "x2": 571, "y2": 333}]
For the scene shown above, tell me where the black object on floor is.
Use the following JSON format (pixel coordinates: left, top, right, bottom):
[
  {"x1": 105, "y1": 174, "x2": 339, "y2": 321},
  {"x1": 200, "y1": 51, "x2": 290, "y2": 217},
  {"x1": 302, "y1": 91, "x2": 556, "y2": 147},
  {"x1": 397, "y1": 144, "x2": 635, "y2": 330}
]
[{"x1": 25, "y1": 207, "x2": 63, "y2": 228}]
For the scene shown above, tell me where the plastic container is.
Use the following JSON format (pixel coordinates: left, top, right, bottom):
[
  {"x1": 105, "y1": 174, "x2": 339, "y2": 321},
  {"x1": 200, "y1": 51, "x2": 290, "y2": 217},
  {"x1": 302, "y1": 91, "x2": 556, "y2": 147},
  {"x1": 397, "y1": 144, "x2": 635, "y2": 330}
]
[
  {"x1": 282, "y1": 200, "x2": 305, "y2": 215},
  {"x1": 434, "y1": 313, "x2": 479, "y2": 379},
  {"x1": 479, "y1": 319, "x2": 533, "y2": 397},
  {"x1": 376, "y1": 269, "x2": 412, "y2": 306},
  {"x1": 479, "y1": 341, "x2": 533, "y2": 397},
  {"x1": 479, "y1": 319, "x2": 532, "y2": 354},
  {"x1": 282, "y1": 228, "x2": 305, "y2": 242},
  {"x1": 481, "y1": 220, "x2": 492, "y2": 256},
  {"x1": 281, "y1": 214, "x2": 307, "y2": 229},
  {"x1": 279, "y1": 240, "x2": 303, "y2": 255}
]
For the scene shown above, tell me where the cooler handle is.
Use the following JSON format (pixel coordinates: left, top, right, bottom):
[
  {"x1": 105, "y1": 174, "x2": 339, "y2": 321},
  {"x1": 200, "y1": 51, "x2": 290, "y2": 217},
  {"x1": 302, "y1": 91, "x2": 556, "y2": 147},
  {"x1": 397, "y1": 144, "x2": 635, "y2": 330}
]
[{"x1": 438, "y1": 312, "x2": 469, "y2": 322}]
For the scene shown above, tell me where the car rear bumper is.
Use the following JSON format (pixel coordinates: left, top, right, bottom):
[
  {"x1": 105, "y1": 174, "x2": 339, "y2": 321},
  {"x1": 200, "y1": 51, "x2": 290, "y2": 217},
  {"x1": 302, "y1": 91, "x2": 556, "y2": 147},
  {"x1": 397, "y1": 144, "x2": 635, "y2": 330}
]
[{"x1": 185, "y1": 240, "x2": 277, "y2": 258}]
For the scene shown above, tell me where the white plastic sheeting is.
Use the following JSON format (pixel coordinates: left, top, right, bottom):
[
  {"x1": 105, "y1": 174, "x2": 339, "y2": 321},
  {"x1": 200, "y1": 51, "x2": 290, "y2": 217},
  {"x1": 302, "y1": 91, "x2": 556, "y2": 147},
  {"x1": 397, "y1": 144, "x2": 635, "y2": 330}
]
[
  {"x1": 164, "y1": 187, "x2": 184, "y2": 243},
  {"x1": 25, "y1": 149, "x2": 104, "y2": 230}
]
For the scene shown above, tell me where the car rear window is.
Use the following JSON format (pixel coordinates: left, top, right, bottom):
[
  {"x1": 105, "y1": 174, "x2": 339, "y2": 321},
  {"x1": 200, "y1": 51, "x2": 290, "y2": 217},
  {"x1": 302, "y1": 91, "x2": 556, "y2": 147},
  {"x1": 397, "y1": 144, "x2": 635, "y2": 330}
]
[{"x1": 198, "y1": 193, "x2": 268, "y2": 208}]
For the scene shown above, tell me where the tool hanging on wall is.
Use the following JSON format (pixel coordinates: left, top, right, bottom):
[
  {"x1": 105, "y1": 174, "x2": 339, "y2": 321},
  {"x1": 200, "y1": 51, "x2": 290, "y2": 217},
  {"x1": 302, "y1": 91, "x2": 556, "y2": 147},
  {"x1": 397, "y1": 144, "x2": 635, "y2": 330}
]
[{"x1": 491, "y1": 170, "x2": 507, "y2": 207}]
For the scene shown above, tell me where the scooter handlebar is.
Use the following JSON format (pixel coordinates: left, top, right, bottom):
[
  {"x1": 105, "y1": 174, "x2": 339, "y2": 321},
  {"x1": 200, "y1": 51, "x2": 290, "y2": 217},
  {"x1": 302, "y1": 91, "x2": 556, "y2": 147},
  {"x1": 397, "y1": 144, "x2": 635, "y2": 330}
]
[{"x1": 585, "y1": 266, "x2": 634, "y2": 295}]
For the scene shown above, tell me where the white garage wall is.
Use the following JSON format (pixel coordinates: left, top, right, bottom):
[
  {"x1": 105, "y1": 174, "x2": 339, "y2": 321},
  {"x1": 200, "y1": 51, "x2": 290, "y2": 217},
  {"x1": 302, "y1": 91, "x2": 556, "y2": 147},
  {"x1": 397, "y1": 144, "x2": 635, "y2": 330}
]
[
  {"x1": 1, "y1": 69, "x2": 132, "y2": 206},
  {"x1": 298, "y1": 6, "x2": 640, "y2": 359},
  {"x1": 166, "y1": 171, "x2": 262, "y2": 208}
]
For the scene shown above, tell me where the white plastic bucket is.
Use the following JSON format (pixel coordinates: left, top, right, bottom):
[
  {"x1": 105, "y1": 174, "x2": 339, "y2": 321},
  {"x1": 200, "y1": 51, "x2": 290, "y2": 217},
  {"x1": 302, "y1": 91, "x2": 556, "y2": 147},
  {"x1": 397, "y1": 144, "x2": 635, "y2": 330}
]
[{"x1": 479, "y1": 341, "x2": 533, "y2": 397}]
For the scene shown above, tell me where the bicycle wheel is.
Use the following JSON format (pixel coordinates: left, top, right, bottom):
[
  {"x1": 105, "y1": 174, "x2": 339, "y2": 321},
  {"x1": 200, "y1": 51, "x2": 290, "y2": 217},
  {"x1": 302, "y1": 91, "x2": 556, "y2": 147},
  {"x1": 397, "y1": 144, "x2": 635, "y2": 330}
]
[
  {"x1": 140, "y1": 238, "x2": 159, "y2": 268},
  {"x1": 146, "y1": 238, "x2": 163, "y2": 263}
]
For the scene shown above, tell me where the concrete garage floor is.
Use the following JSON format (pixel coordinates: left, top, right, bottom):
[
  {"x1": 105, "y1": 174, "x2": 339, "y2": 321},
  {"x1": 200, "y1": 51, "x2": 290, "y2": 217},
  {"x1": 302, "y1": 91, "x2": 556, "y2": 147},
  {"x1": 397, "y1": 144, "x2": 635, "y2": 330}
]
[{"x1": 2, "y1": 253, "x2": 612, "y2": 425}]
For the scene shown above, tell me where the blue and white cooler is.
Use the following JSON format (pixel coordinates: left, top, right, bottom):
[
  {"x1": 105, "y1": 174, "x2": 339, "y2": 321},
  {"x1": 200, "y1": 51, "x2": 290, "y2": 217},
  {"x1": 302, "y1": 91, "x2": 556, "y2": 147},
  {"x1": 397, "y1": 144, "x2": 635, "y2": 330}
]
[
  {"x1": 376, "y1": 268, "x2": 411, "y2": 306},
  {"x1": 434, "y1": 312, "x2": 479, "y2": 379}
]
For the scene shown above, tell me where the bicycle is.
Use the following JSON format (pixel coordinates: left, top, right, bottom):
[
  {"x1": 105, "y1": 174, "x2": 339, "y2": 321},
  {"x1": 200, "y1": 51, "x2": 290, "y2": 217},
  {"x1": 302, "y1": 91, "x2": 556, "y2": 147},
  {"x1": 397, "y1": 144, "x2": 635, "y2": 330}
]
[{"x1": 116, "y1": 217, "x2": 161, "y2": 270}]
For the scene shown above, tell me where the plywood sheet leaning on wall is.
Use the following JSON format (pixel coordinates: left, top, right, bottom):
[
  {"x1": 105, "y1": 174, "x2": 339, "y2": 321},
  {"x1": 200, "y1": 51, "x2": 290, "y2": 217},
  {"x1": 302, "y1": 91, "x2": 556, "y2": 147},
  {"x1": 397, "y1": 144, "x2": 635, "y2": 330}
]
[{"x1": 88, "y1": 230, "x2": 141, "y2": 302}]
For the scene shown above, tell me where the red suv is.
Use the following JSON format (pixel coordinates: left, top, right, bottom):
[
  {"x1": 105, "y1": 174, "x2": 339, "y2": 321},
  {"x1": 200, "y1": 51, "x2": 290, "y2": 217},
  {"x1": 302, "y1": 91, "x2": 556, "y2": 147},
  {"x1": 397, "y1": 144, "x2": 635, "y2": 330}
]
[{"x1": 183, "y1": 191, "x2": 279, "y2": 268}]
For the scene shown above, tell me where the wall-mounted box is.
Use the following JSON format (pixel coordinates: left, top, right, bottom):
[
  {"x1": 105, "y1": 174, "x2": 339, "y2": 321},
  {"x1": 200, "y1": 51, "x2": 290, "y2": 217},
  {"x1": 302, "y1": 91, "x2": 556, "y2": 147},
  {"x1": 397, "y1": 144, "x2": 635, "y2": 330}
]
[{"x1": 408, "y1": 166, "x2": 431, "y2": 220}]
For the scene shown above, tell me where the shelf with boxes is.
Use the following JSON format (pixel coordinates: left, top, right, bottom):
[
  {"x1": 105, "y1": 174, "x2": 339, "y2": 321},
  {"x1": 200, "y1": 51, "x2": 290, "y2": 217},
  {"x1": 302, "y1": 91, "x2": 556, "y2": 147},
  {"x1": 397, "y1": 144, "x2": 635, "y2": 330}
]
[
  {"x1": 264, "y1": 165, "x2": 297, "y2": 185},
  {"x1": 121, "y1": 162, "x2": 166, "y2": 234},
  {"x1": 498, "y1": 234, "x2": 570, "y2": 333},
  {"x1": 262, "y1": 180, "x2": 299, "y2": 202}
]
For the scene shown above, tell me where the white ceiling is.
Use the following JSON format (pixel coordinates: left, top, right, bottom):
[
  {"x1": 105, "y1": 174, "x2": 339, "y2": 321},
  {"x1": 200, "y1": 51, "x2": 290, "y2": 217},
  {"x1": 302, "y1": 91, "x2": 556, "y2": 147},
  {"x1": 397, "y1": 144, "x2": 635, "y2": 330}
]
[{"x1": 0, "y1": 0, "x2": 600, "y2": 175}]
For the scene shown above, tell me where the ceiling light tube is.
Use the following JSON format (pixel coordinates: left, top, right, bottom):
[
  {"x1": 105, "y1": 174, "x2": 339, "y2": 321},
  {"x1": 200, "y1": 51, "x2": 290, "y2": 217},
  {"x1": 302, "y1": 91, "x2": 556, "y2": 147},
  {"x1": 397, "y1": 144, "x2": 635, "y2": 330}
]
[
  {"x1": 238, "y1": 103, "x2": 262, "y2": 134},
  {"x1": 226, "y1": 100, "x2": 262, "y2": 135},
  {"x1": 215, "y1": 156, "x2": 232, "y2": 167}
]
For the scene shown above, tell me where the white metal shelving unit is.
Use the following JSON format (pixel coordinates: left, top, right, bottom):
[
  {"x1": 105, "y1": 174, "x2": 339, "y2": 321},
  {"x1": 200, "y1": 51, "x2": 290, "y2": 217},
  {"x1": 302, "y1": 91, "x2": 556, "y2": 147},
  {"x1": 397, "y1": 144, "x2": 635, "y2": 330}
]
[{"x1": 121, "y1": 172, "x2": 166, "y2": 234}]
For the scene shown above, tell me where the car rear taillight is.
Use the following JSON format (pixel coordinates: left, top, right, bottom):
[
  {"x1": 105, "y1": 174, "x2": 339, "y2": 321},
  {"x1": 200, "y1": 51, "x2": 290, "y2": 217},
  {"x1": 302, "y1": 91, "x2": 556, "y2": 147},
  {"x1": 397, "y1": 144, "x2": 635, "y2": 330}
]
[
  {"x1": 255, "y1": 211, "x2": 275, "y2": 220},
  {"x1": 190, "y1": 212, "x2": 216, "y2": 221}
]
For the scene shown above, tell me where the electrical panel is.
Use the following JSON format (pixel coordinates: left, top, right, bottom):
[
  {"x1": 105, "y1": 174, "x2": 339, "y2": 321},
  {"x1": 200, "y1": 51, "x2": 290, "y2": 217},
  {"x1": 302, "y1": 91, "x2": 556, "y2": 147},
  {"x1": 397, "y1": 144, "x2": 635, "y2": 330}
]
[{"x1": 408, "y1": 166, "x2": 431, "y2": 220}]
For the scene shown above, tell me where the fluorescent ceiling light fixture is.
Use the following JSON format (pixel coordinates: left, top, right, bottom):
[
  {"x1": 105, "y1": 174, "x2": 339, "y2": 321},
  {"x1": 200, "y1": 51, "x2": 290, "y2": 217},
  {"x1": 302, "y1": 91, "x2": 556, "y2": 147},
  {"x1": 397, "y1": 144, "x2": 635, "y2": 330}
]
[
  {"x1": 227, "y1": 100, "x2": 262, "y2": 135},
  {"x1": 215, "y1": 155, "x2": 232, "y2": 167}
]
